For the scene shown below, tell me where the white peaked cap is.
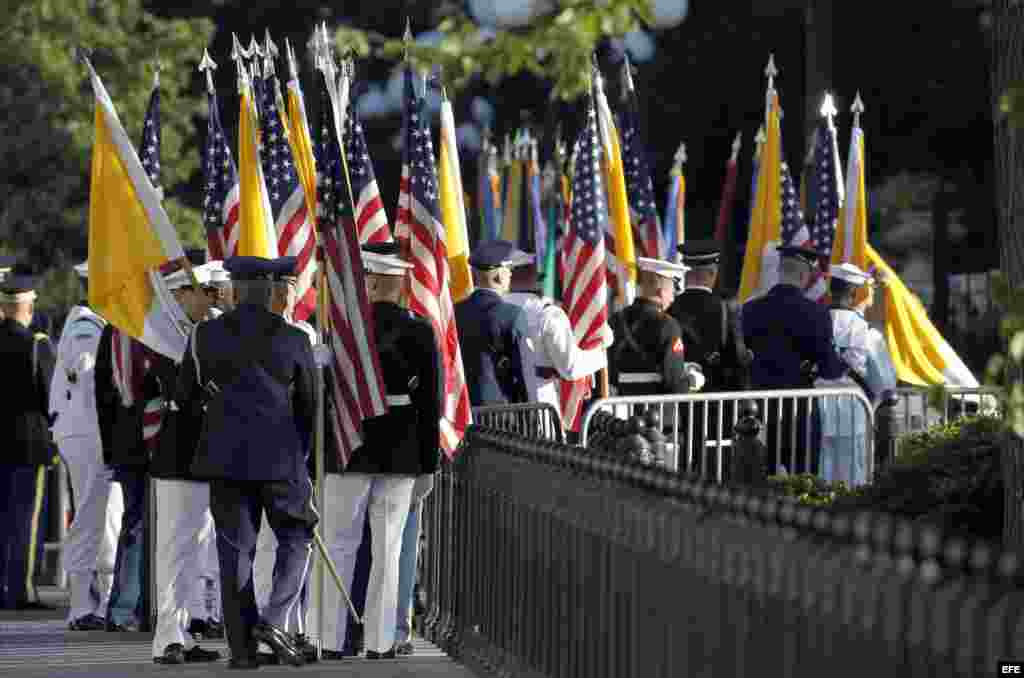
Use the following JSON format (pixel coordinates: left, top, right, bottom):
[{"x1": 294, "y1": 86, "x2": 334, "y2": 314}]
[
  {"x1": 637, "y1": 257, "x2": 690, "y2": 280},
  {"x1": 830, "y1": 262, "x2": 874, "y2": 287},
  {"x1": 363, "y1": 251, "x2": 414, "y2": 277},
  {"x1": 205, "y1": 260, "x2": 230, "y2": 284},
  {"x1": 163, "y1": 262, "x2": 220, "y2": 291}
]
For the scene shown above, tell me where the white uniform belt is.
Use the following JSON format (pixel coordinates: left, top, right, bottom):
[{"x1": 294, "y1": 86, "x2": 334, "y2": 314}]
[
  {"x1": 618, "y1": 372, "x2": 663, "y2": 384},
  {"x1": 386, "y1": 394, "x2": 412, "y2": 406}
]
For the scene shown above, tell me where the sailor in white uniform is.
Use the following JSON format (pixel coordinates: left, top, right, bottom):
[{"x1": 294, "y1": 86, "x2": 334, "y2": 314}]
[
  {"x1": 52, "y1": 262, "x2": 125, "y2": 631},
  {"x1": 505, "y1": 250, "x2": 613, "y2": 427},
  {"x1": 816, "y1": 263, "x2": 897, "y2": 487}
]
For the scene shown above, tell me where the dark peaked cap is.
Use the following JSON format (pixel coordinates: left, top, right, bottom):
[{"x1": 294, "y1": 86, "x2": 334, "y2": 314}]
[
  {"x1": 223, "y1": 256, "x2": 298, "y2": 281},
  {"x1": 678, "y1": 239, "x2": 721, "y2": 267}
]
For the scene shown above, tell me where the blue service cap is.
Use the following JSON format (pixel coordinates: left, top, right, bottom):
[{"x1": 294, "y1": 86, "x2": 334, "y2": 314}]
[
  {"x1": 0, "y1": 262, "x2": 39, "y2": 293},
  {"x1": 468, "y1": 240, "x2": 534, "y2": 270},
  {"x1": 223, "y1": 255, "x2": 298, "y2": 281}
]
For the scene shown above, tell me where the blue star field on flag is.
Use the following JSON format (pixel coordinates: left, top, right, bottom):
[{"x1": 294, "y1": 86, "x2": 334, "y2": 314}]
[
  {"x1": 618, "y1": 107, "x2": 658, "y2": 222},
  {"x1": 780, "y1": 162, "x2": 804, "y2": 245},
  {"x1": 201, "y1": 92, "x2": 239, "y2": 246},
  {"x1": 256, "y1": 73, "x2": 300, "y2": 220},
  {"x1": 570, "y1": 101, "x2": 609, "y2": 245},
  {"x1": 314, "y1": 77, "x2": 345, "y2": 227},
  {"x1": 406, "y1": 81, "x2": 441, "y2": 220},
  {"x1": 138, "y1": 84, "x2": 161, "y2": 192},
  {"x1": 810, "y1": 119, "x2": 839, "y2": 258}
]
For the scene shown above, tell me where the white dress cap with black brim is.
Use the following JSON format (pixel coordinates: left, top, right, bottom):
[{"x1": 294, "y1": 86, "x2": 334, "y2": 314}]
[
  {"x1": 637, "y1": 257, "x2": 690, "y2": 280},
  {"x1": 829, "y1": 262, "x2": 874, "y2": 287}
]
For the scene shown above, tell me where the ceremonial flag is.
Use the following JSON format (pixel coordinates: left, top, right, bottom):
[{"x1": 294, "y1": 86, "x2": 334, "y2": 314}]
[
  {"x1": 438, "y1": 95, "x2": 473, "y2": 302},
  {"x1": 284, "y1": 44, "x2": 319, "y2": 243},
  {"x1": 85, "y1": 63, "x2": 189, "y2": 362},
  {"x1": 714, "y1": 133, "x2": 741, "y2": 290},
  {"x1": 594, "y1": 70, "x2": 636, "y2": 305},
  {"x1": 202, "y1": 88, "x2": 240, "y2": 262},
  {"x1": 559, "y1": 98, "x2": 610, "y2": 431},
  {"x1": 866, "y1": 245, "x2": 978, "y2": 387},
  {"x1": 833, "y1": 104, "x2": 869, "y2": 274},
  {"x1": 738, "y1": 90, "x2": 782, "y2": 303},
  {"x1": 527, "y1": 141, "x2": 548, "y2": 266},
  {"x1": 393, "y1": 69, "x2": 418, "y2": 247},
  {"x1": 806, "y1": 116, "x2": 843, "y2": 302},
  {"x1": 397, "y1": 67, "x2": 472, "y2": 456},
  {"x1": 500, "y1": 136, "x2": 525, "y2": 246},
  {"x1": 663, "y1": 144, "x2": 686, "y2": 261},
  {"x1": 618, "y1": 87, "x2": 663, "y2": 260},
  {"x1": 236, "y1": 71, "x2": 277, "y2": 259},
  {"x1": 256, "y1": 68, "x2": 316, "y2": 321},
  {"x1": 747, "y1": 125, "x2": 766, "y2": 235},
  {"x1": 343, "y1": 102, "x2": 391, "y2": 244},
  {"x1": 540, "y1": 157, "x2": 563, "y2": 299},
  {"x1": 315, "y1": 71, "x2": 388, "y2": 466},
  {"x1": 476, "y1": 138, "x2": 501, "y2": 242}
]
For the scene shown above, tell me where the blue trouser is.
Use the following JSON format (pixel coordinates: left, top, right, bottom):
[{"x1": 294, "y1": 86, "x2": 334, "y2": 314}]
[
  {"x1": 395, "y1": 503, "x2": 421, "y2": 644},
  {"x1": 0, "y1": 466, "x2": 45, "y2": 609},
  {"x1": 107, "y1": 468, "x2": 146, "y2": 627}
]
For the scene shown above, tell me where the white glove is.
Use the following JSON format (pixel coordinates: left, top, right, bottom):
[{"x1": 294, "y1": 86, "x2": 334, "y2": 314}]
[
  {"x1": 686, "y1": 363, "x2": 706, "y2": 392},
  {"x1": 411, "y1": 473, "x2": 435, "y2": 504},
  {"x1": 599, "y1": 323, "x2": 614, "y2": 349},
  {"x1": 313, "y1": 344, "x2": 332, "y2": 368}
]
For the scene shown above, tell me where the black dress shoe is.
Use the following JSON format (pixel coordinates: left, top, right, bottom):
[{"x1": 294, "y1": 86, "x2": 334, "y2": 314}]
[
  {"x1": 251, "y1": 623, "x2": 304, "y2": 667},
  {"x1": 228, "y1": 657, "x2": 261, "y2": 670},
  {"x1": 153, "y1": 644, "x2": 185, "y2": 665},
  {"x1": 395, "y1": 640, "x2": 415, "y2": 656},
  {"x1": 342, "y1": 623, "x2": 365, "y2": 656},
  {"x1": 68, "y1": 614, "x2": 106, "y2": 631},
  {"x1": 188, "y1": 617, "x2": 225, "y2": 640},
  {"x1": 184, "y1": 645, "x2": 221, "y2": 662},
  {"x1": 366, "y1": 648, "x2": 397, "y2": 659},
  {"x1": 321, "y1": 650, "x2": 348, "y2": 661},
  {"x1": 105, "y1": 620, "x2": 140, "y2": 632},
  {"x1": 293, "y1": 634, "x2": 319, "y2": 663}
]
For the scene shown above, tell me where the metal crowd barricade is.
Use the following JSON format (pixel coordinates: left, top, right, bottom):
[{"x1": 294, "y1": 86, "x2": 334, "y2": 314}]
[
  {"x1": 879, "y1": 385, "x2": 1002, "y2": 463},
  {"x1": 580, "y1": 387, "x2": 875, "y2": 483},
  {"x1": 470, "y1": 403, "x2": 565, "y2": 443}
]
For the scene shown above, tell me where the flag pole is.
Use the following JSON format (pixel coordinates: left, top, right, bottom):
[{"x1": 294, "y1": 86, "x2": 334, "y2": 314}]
[{"x1": 587, "y1": 62, "x2": 611, "y2": 400}]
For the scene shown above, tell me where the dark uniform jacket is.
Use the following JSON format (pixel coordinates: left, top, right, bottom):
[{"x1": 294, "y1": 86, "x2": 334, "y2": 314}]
[
  {"x1": 668, "y1": 288, "x2": 750, "y2": 391},
  {"x1": 148, "y1": 352, "x2": 200, "y2": 481},
  {"x1": 94, "y1": 324, "x2": 152, "y2": 469},
  {"x1": 1, "y1": 319, "x2": 55, "y2": 467},
  {"x1": 742, "y1": 284, "x2": 847, "y2": 389},
  {"x1": 608, "y1": 298, "x2": 691, "y2": 396},
  {"x1": 329, "y1": 301, "x2": 443, "y2": 476},
  {"x1": 454, "y1": 288, "x2": 529, "y2": 406},
  {"x1": 177, "y1": 304, "x2": 316, "y2": 483}
]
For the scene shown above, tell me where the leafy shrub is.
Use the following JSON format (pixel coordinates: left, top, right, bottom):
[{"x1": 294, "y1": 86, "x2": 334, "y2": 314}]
[{"x1": 764, "y1": 473, "x2": 860, "y2": 507}]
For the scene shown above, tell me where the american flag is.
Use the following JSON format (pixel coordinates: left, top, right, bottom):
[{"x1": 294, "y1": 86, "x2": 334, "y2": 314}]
[
  {"x1": 256, "y1": 71, "x2": 317, "y2": 321},
  {"x1": 202, "y1": 91, "x2": 240, "y2": 261},
  {"x1": 343, "y1": 103, "x2": 391, "y2": 243},
  {"x1": 807, "y1": 118, "x2": 841, "y2": 301},
  {"x1": 559, "y1": 99, "x2": 609, "y2": 431},
  {"x1": 397, "y1": 66, "x2": 472, "y2": 457},
  {"x1": 618, "y1": 99, "x2": 663, "y2": 259},
  {"x1": 393, "y1": 69, "x2": 417, "y2": 247},
  {"x1": 314, "y1": 74, "x2": 388, "y2": 468},
  {"x1": 780, "y1": 162, "x2": 805, "y2": 245}
]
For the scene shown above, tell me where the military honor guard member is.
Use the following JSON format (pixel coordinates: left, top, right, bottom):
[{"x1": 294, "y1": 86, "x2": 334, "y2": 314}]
[
  {"x1": 667, "y1": 241, "x2": 753, "y2": 475},
  {"x1": 609, "y1": 257, "x2": 705, "y2": 397},
  {"x1": 506, "y1": 254, "x2": 614, "y2": 426},
  {"x1": 742, "y1": 238, "x2": 847, "y2": 474},
  {"x1": 455, "y1": 240, "x2": 531, "y2": 406},
  {"x1": 322, "y1": 242, "x2": 442, "y2": 660},
  {"x1": 816, "y1": 263, "x2": 898, "y2": 487},
  {"x1": 177, "y1": 255, "x2": 317, "y2": 669},
  {"x1": 50, "y1": 262, "x2": 125, "y2": 629},
  {"x1": 0, "y1": 265, "x2": 56, "y2": 610},
  {"x1": 148, "y1": 261, "x2": 224, "y2": 665}
]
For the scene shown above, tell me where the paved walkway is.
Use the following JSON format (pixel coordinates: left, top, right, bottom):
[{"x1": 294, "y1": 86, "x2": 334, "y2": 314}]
[{"x1": 0, "y1": 606, "x2": 473, "y2": 677}]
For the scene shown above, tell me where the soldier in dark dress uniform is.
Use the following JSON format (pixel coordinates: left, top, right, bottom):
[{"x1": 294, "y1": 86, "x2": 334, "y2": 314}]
[
  {"x1": 322, "y1": 242, "x2": 442, "y2": 660},
  {"x1": 667, "y1": 241, "x2": 753, "y2": 477},
  {"x1": 742, "y1": 241, "x2": 847, "y2": 475},
  {"x1": 176, "y1": 255, "x2": 317, "y2": 670},
  {"x1": 0, "y1": 266, "x2": 56, "y2": 610},
  {"x1": 454, "y1": 240, "x2": 530, "y2": 406}
]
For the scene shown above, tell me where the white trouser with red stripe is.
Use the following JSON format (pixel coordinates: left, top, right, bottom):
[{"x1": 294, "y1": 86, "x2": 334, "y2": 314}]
[
  {"x1": 151, "y1": 479, "x2": 215, "y2": 657},
  {"x1": 322, "y1": 474, "x2": 415, "y2": 654},
  {"x1": 60, "y1": 434, "x2": 124, "y2": 623}
]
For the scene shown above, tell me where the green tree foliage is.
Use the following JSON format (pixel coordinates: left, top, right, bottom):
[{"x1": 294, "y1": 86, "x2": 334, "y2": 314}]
[
  {"x1": 0, "y1": 0, "x2": 213, "y2": 278},
  {"x1": 333, "y1": 0, "x2": 654, "y2": 100}
]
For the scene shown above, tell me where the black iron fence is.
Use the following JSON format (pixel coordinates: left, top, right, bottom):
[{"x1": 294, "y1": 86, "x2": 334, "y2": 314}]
[{"x1": 418, "y1": 425, "x2": 1024, "y2": 678}]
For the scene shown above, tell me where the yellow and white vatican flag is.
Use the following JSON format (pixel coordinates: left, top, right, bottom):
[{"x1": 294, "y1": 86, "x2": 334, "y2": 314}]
[
  {"x1": 438, "y1": 94, "x2": 474, "y2": 303},
  {"x1": 85, "y1": 60, "x2": 191, "y2": 362},
  {"x1": 237, "y1": 72, "x2": 277, "y2": 258},
  {"x1": 866, "y1": 244, "x2": 978, "y2": 388},
  {"x1": 738, "y1": 89, "x2": 783, "y2": 303}
]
